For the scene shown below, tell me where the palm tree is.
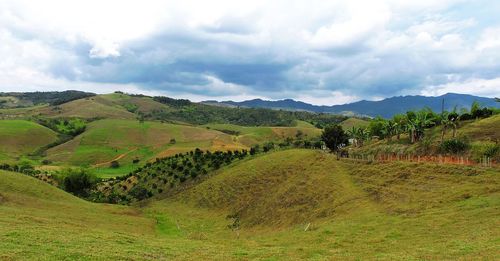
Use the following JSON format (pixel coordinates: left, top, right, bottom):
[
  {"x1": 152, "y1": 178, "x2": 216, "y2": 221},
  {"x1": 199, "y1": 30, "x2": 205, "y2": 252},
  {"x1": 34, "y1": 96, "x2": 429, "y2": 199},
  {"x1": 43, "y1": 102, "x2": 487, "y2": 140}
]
[
  {"x1": 382, "y1": 120, "x2": 397, "y2": 141},
  {"x1": 347, "y1": 126, "x2": 370, "y2": 147},
  {"x1": 449, "y1": 110, "x2": 459, "y2": 138},
  {"x1": 392, "y1": 114, "x2": 406, "y2": 141},
  {"x1": 407, "y1": 111, "x2": 434, "y2": 143},
  {"x1": 439, "y1": 111, "x2": 450, "y2": 143},
  {"x1": 347, "y1": 127, "x2": 359, "y2": 147}
]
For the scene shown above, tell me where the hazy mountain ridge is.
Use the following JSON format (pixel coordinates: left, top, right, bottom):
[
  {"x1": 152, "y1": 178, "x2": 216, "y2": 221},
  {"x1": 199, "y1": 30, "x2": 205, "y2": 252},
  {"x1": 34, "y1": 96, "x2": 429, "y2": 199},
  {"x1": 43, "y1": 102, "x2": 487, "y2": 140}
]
[{"x1": 205, "y1": 93, "x2": 499, "y2": 118}]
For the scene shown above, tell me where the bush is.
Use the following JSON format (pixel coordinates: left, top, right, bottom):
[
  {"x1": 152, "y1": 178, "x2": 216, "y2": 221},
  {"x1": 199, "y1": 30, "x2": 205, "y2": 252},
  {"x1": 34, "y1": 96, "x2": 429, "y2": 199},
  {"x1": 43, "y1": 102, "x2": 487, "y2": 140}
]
[
  {"x1": 41, "y1": 159, "x2": 52, "y2": 165},
  {"x1": 441, "y1": 139, "x2": 469, "y2": 154},
  {"x1": 471, "y1": 142, "x2": 500, "y2": 161},
  {"x1": 18, "y1": 161, "x2": 35, "y2": 175},
  {"x1": 63, "y1": 168, "x2": 97, "y2": 197},
  {"x1": 129, "y1": 186, "x2": 150, "y2": 200},
  {"x1": 110, "y1": 160, "x2": 120, "y2": 168}
]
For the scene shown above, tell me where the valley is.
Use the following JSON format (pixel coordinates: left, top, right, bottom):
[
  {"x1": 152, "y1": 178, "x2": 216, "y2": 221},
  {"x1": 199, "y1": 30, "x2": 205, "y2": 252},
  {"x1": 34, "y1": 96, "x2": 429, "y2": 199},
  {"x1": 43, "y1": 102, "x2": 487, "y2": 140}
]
[{"x1": 0, "y1": 91, "x2": 498, "y2": 260}]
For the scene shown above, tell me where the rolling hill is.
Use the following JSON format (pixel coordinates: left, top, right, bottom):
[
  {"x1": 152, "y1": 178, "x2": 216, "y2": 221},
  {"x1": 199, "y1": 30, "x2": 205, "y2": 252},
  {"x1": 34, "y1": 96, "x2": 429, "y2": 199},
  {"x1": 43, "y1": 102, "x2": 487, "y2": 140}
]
[
  {"x1": 1, "y1": 147, "x2": 499, "y2": 259},
  {"x1": 45, "y1": 119, "x2": 240, "y2": 168},
  {"x1": 150, "y1": 149, "x2": 500, "y2": 259},
  {"x1": 44, "y1": 119, "x2": 321, "y2": 177},
  {"x1": 0, "y1": 120, "x2": 58, "y2": 161},
  {"x1": 208, "y1": 93, "x2": 499, "y2": 118}
]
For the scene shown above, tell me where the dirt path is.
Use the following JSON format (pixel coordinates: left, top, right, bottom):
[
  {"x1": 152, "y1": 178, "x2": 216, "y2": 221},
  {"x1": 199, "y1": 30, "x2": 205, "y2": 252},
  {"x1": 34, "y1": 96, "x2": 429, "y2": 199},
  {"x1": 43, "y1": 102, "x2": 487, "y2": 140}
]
[{"x1": 93, "y1": 148, "x2": 138, "y2": 167}]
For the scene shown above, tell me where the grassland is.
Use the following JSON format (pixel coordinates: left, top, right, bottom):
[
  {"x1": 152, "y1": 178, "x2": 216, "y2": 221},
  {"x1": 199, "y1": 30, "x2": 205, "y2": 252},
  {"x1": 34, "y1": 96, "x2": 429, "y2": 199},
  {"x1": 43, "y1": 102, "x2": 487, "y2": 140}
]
[
  {"x1": 2, "y1": 149, "x2": 498, "y2": 260},
  {"x1": 339, "y1": 117, "x2": 369, "y2": 129},
  {"x1": 203, "y1": 121, "x2": 321, "y2": 147},
  {"x1": 45, "y1": 119, "x2": 247, "y2": 177},
  {"x1": 36, "y1": 97, "x2": 137, "y2": 119},
  {"x1": 42, "y1": 119, "x2": 321, "y2": 178},
  {"x1": 0, "y1": 120, "x2": 58, "y2": 161}
]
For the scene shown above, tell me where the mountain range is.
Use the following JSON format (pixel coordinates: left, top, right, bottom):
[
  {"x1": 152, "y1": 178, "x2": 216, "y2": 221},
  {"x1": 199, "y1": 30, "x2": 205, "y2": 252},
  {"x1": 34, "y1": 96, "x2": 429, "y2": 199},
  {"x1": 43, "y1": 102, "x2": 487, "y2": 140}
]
[{"x1": 204, "y1": 93, "x2": 499, "y2": 118}]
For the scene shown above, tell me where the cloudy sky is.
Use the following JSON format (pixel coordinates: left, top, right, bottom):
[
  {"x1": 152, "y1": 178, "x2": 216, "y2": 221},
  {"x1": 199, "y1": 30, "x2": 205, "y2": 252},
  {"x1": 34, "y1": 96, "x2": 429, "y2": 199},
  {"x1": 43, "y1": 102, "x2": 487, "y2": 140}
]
[{"x1": 1, "y1": 0, "x2": 499, "y2": 105}]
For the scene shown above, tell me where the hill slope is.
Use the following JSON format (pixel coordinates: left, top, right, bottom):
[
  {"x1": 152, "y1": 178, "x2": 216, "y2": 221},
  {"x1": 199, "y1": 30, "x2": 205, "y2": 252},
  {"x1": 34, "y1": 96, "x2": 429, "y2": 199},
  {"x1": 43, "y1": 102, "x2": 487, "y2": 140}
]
[
  {"x1": 1, "y1": 149, "x2": 499, "y2": 259},
  {"x1": 149, "y1": 149, "x2": 499, "y2": 259},
  {"x1": 0, "y1": 120, "x2": 58, "y2": 161},
  {"x1": 46, "y1": 119, "x2": 245, "y2": 168},
  {"x1": 0, "y1": 170, "x2": 165, "y2": 260},
  {"x1": 174, "y1": 150, "x2": 366, "y2": 227}
]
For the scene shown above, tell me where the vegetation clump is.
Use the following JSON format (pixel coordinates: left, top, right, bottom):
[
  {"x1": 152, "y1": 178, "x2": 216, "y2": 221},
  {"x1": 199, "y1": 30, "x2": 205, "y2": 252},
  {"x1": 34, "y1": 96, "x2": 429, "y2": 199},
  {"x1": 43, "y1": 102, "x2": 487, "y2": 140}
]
[
  {"x1": 93, "y1": 148, "x2": 256, "y2": 204},
  {"x1": 62, "y1": 168, "x2": 97, "y2": 197}
]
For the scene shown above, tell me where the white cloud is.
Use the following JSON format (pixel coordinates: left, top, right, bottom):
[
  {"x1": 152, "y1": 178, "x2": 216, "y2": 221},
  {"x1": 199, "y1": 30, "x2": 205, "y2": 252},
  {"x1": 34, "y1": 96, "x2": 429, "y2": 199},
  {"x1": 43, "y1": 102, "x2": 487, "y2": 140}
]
[
  {"x1": 421, "y1": 77, "x2": 500, "y2": 97},
  {"x1": 0, "y1": 0, "x2": 499, "y2": 104}
]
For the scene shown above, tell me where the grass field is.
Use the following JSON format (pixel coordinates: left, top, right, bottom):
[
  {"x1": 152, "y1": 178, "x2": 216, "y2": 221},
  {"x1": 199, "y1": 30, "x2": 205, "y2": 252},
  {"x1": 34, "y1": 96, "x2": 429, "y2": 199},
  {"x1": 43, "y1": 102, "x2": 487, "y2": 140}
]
[
  {"x1": 2, "y1": 149, "x2": 498, "y2": 260},
  {"x1": 340, "y1": 117, "x2": 369, "y2": 129},
  {"x1": 43, "y1": 119, "x2": 322, "y2": 178},
  {"x1": 46, "y1": 119, "x2": 247, "y2": 177},
  {"x1": 37, "y1": 96, "x2": 137, "y2": 119},
  {"x1": 203, "y1": 121, "x2": 321, "y2": 147},
  {"x1": 0, "y1": 120, "x2": 58, "y2": 161},
  {"x1": 150, "y1": 149, "x2": 500, "y2": 259}
]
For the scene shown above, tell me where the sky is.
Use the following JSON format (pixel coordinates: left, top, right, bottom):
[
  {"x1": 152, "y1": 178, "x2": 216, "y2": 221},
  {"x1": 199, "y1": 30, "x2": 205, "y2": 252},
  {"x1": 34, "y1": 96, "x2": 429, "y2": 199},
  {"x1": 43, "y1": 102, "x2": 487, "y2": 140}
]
[{"x1": 0, "y1": 0, "x2": 499, "y2": 105}]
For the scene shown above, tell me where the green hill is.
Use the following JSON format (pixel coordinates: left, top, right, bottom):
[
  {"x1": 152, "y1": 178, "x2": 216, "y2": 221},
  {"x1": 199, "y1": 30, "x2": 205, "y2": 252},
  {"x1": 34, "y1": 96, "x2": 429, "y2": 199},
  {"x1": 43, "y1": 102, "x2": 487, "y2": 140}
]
[
  {"x1": 45, "y1": 119, "x2": 245, "y2": 175},
  {"x1": 0, "y1": 120, "x2": 58, "y2": 161},
  {"x1": 0, "y1": 170, "x2": 162, "y2": 260},
  {"x1": 150, "y1": 149, "x2": 499, "y2": 259},
  {"x1": 351, "y1": 114, "x2": 500, "y2": 160},
  {"x1": 340, "y1": 117, "x2": 369, "y2": 129},
  {"x1": 37, "y1": 96, "x2": 137, "y2": 119},
  {"x1": 203, "y1": 121, "x2": 321, "y2": 146},
  {"x1": 1, "y1": 149, "x2": 499, "y2": 259}
]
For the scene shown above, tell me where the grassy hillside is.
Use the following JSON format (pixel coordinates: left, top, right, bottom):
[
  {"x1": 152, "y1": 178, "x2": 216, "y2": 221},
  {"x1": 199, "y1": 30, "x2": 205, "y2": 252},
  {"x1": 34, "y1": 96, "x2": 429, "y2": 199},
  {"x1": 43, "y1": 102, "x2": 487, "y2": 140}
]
[
  {"x1": 151, "y1": 149, "x2": 499, "y2": 259},
  {"x1": 98, "y1": 93, "x2": 170, "y2": 114},
  {"x1": 340, "y1": 117, "x2": 369, "y2": 129},
  {"x1": 350, "y1": 114, "x2": 500, "y2": 160},
  {"x1": 37, "y1": 96, "x2": 137, "y2": 119},
  {"x1": 0, "y1": 120, "x2": 58, "y2": 161},
  {"x1": 45, "y1": 119, "x2": 246, "y2": 176},
  {"x1": 1, "y1": 149, "x2": 499, "y2": 259},
  {"x1": 173, "y1": 150, "x2": 362, "y2": 227},
  {"x1": 203, "y1": 121, "x2": 321, "y2": 147}
]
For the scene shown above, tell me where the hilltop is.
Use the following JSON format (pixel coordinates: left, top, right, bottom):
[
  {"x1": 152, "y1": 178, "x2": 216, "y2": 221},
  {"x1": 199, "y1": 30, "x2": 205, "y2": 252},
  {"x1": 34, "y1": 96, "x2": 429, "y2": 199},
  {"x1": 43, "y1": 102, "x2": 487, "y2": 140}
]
[{"x1": 0, "y1": 120, "x2": 58, "y2": 162}]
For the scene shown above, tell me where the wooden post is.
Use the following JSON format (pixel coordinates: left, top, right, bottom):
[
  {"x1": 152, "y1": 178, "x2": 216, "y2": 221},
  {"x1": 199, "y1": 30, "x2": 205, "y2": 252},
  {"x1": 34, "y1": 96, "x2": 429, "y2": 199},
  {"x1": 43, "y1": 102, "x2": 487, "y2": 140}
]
[{"x1": 304, "y1": 223, "x2": 311, "y2": 232}]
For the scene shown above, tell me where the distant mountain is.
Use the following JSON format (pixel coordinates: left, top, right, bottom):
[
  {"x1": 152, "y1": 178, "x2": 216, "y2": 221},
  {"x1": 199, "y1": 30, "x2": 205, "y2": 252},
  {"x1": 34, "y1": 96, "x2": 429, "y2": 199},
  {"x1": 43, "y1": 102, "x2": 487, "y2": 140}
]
[{"x1": 203, "y1": 93, "x2": 499, "y2": 118}]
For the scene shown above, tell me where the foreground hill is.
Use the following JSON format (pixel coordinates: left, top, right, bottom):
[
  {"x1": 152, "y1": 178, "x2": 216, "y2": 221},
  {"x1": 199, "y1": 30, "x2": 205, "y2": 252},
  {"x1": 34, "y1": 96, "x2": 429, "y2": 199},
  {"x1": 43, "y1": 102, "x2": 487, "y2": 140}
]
[
  {"x1": 1, "y1": 149, "x2": 499, "y2": 259},
  {"x1": 0, "y1": 120, "x2": 58, "y2": 161},
  {"x1": 0, "y1": 170, "x2": 164, "y2": 260},
  {"x1": 210, "y1": 93, "x2": 499, "y2": 118},
  {"x1": 150, "y1": 149, "x2": 500, "y2": 259}
]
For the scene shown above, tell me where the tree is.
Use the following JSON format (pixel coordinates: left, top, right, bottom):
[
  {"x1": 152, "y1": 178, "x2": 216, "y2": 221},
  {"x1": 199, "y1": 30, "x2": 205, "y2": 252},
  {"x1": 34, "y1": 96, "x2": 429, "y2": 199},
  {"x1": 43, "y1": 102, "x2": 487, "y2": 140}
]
[
  {"x1": 368, "y1": 116, "x2": 386, "y2": 139},
  {"x1": 321, "y1": 124, "x2": 348, "y2": 158},
  {"x1": 347, "y1": 126, "x2": 368, "y2": 147},
  {"x1": 439, "y1": 111, "x2": 450, "y2": 143},
  {"x1": 392, "y1": 114, "x2": 406, "y2": 140},
  {"x1": 63, "y1": 168, "x2": 97, "y2": 197},
  {"x1": 382, "y1": 120, "x2": 397, "y2": 141},
  {"x1": 448, "y1": 109, "x2": 460, "y2": 138},
  {"x1": 407, "y1": 110, "x2": 434, "y2": 143}
]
